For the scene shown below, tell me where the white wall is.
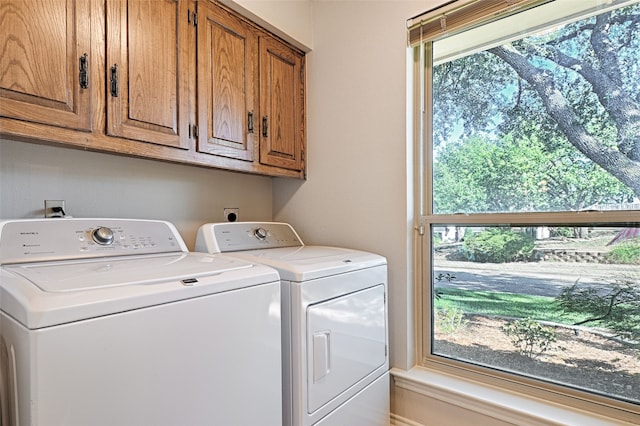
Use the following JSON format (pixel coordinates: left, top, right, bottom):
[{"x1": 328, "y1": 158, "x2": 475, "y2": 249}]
[
  {"x1": 0, "y1": 139, "x2": 272, "y2": 249},
  {"x1": 272, "y1": 0, "x2": 446, "y2": 370},
  {"x1": 225, "y1": 0, "x2": 313, "y2": 50}
]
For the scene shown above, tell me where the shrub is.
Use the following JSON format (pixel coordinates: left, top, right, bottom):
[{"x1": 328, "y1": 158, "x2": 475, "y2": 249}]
[
  {"x1": 462, "y1": 228, "x2": 535, "y2": 263},
  {"x1": 606, "y1": 242, "x2": 640, "y2": 264},
  {"x1": 434, "y1": 306, "x2": 468, "y2": 334},
  {"x1": 501, "y1": 318, "x2": 560, "y2": 359}
]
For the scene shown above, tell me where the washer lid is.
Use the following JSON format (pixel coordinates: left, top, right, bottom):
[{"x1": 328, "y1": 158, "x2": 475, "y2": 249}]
[
  {"x1": 0, "y1": 253, "x2": 279, "y2": 329},
  {"x1": 229, "y1": 246, "x2": 386, "y2": 281},
  {"x1": 5, "y1": 253, "x2": 251, "y2": 292}
]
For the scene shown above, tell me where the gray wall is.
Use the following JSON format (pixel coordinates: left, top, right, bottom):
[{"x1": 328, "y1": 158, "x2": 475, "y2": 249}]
[{"x1": 0, "y1": 139, "x2": 273, "y2": 249}]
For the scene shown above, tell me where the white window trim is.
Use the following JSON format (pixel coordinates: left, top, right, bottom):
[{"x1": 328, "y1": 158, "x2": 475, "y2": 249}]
[{"x1": 391, "y1": 367, "x2": 640, "y2": 425}]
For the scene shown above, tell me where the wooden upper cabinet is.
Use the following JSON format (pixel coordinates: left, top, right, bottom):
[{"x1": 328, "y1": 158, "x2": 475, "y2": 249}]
[
  {"x1": 196, "y1": 2, "x2": 257, "y2": 162},
  {"x1": 106, "y1": 0, "x2": 190, "y2": 149},
  {"x1": 259, "y1": 35, "x2": 305, "y2": 172},
  {"x1": 1, "y1": 0, "x2": 306, "y2": 177},
  {"x1": 0, "y1": 0, "x2": 92, "y2": 131}
]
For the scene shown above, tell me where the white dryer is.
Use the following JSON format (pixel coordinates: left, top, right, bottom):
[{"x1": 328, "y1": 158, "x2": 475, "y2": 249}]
[
  {"x1": 0, "y1": 218, "x2": 282, "y2": 426},
  {"x1": 195, "y1": 222, "x2": 389, "y2": 426}
]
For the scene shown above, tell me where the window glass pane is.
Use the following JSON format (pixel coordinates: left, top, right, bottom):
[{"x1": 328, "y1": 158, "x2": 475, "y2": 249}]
[
  {"x1": 431, "y1": 2, "x2": 640, "y2": 214},
  {"x1": 431, "y1": 224, "x2": 640, "y2": 404}
]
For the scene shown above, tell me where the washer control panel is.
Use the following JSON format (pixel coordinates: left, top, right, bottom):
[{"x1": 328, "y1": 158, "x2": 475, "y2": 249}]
[
  {"x1": 198, "y1": 222, "x2": 303, "y2": 253},
  {"x1": 0, "y1": 218, "x2": 186, "y2": 264}
]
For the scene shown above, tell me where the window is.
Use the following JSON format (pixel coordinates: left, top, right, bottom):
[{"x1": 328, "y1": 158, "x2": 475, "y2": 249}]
[{"x1": 410, "y1": 0, "x2": 639, "y2": 417}]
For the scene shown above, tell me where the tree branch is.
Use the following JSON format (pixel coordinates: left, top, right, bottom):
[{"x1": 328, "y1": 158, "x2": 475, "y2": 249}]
[
  {"x1": 572, "y1": 288, "x2": 625, "y2": 326},
  {"x1": 488, "y1": 45, "x2": 640, "y2": 196},
  {"x1": 547, "y1": 47, "x2": 640, "y2": 161}
]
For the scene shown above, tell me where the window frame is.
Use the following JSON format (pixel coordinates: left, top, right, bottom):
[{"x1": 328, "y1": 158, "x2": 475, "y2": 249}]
[{"x1": 411, "y1": 0, "x2": 640, "y2": 419}]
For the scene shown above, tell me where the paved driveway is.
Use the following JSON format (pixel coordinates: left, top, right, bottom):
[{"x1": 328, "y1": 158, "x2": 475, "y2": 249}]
[{"x1": 433, "y1": 258, "x2": 639, "y2": 297}]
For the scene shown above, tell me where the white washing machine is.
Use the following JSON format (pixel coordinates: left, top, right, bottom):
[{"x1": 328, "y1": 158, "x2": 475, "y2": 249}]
[
  {"x1": 195, "y1": 222, "x2": 390, "y2": 426},
  {"x1": 0, "y1": 218, "x2": 282, "y2": 426}
]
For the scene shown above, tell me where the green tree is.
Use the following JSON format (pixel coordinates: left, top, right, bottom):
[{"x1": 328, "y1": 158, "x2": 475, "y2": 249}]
[
  {"x1": 433, "y1": 131, "x2": 631, "y2": 213},
  {"x1": 434, "y1": 4, "x2": 640, "y2": 198},
  {"x1": 542, "y1": 142, "x2": 635, "y2": 211},
  {"x1": 434, "y1": 135, "x2": 549, "y2": 213}
]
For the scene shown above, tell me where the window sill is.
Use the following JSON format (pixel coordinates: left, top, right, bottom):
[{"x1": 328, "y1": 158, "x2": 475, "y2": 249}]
[{"x1": 390, "y1": 366, "x2": 638, "y2": 425}]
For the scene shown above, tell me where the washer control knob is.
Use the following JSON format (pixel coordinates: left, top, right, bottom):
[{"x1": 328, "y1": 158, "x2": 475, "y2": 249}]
[
  {"x1": 92, "y1": 227, "x2": 115, "y2": 245},
  {"x1": 254, "y1": 227, "x2": 268, "y2": 240}
]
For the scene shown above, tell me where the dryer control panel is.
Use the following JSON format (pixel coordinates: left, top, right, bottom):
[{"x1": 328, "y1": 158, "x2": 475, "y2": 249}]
[
  {"x1": 0, "y1": 218, "x2": 187, "y2": 264},
  {"x1": 196, "y1": 222, "x2": 304, "y2": 253}
]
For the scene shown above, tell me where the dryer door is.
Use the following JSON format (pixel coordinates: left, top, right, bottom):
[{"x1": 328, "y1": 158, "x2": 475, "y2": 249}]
[{"x1": 306, "y1": 284, "x2": 386, "y2": 413}]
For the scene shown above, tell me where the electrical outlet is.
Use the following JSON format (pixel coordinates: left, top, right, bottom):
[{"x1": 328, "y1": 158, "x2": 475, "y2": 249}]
[
  {"x1": 223, "y1": 208, "x2": 239, "y2": 222},
  {"x1": 45, "y1": 200, "x2": 66, "y2": 218}
]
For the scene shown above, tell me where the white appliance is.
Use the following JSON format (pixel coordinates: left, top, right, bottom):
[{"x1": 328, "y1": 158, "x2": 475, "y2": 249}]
[
  {"x1": 0, "y1": 218, "x2": 282, "y2": 426},
  {"x1": 195, "y1": 222, "x2": 389, "y2": 426}
]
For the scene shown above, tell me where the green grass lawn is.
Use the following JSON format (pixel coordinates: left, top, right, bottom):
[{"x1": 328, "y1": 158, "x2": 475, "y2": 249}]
[{"x1": 434, "y1": 288, "x2": 591, "y2": 325}]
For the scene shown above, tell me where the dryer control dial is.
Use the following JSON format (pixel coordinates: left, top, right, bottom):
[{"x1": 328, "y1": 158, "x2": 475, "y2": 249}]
[
  {"x1": 254, "y1": 227, "x2": 268, "y2": 240},
  {"x1": 92, "y1": 227, "x2": 115, "y2": 245}
]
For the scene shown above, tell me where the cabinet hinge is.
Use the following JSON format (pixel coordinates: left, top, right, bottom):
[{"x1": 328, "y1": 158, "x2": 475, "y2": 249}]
[
  {"x1": 187, "y1": 9, "x2": 198, "y2": 26},
  {"x1": 189, "y1": 123, "x2": 199, "y2": 139}
]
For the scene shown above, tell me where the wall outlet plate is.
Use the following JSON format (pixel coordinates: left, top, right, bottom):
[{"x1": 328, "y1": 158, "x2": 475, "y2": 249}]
[
  {"x1": 223, "y1": 208, "x2": 239, "y2": 222},
  {"x1": 45, "y1": 200, "x2": 65, "y2": 218}
]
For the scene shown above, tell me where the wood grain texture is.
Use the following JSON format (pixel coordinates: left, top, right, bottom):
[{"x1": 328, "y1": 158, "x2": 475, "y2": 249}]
[
  {"x1": 197, "y1": 2, "x2": 256, "y2": 162},
  {"x1": 127, "y1": 0, "x2": 177, "y2": 129},
  {"x1": 0, "y1": 0, "x2": 92, "y2": 131},
  {"x1": 106, "y1": 0, "x2": 189, "y2": 149},
  {"x1": 259, "y1": 34, "x2": 305, "y2": 171}
]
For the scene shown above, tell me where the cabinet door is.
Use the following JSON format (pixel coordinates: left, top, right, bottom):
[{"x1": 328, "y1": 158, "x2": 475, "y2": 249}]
[
  {"x1": 106, "y1": 0, "x2": 189, "y2": 149},
  {"x1": 0, "y1": 0, "x2": 92, "y2": 131},
  {"x1": 196, "y1": 2, "x2": 257, "y2": 162},
  {"x1": 259, "y1": 36, "x2": 305, "y2": 171}
]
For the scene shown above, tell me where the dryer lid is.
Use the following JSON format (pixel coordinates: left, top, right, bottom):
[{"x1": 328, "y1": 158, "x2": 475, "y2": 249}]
[{"x1": 230, "y1": 246, "x2": 386, "y2": 281}]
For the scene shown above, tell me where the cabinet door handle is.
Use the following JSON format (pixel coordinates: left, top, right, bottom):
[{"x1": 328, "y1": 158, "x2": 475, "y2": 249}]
[
  {"x1": 248, "y1": 111, "x2": 254, "y2": 133},
  {"x1": 110, "y1": 64, "x2": 119, "y2": 97},
  {"x1": 79, "y1": 53, "x2": 89, "y2": 89},
  {"x1": 262, "y1": 116, "x2": 268, "y2": 138}
]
